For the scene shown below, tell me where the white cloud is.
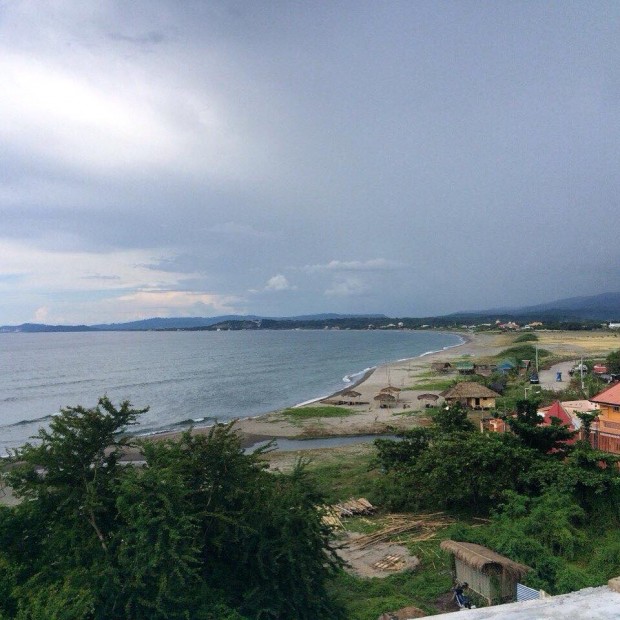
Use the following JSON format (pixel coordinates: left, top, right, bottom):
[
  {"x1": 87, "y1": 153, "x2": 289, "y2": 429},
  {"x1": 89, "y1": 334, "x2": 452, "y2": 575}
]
[
  {"x1": 303, "y1": 259, "x2": 404, "y2": 273},
  {"x1": 324, "y1": 277, "x2": 368, "y2": 297},
  {"x1": 264, "y1": 274, "x2": 296, "y2": 291},
  {"x1": 0, "y1": 240, "x2": 192, "y2": 294},
  {"x1": 0, "y1": 239, "x2": 245, "y2": 323}
]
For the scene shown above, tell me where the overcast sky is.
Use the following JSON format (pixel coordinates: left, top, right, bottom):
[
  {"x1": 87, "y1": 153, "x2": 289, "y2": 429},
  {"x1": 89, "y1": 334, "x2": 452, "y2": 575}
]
[{"x1": 1, "y1": 1, "x2": 618, "y2": 324}]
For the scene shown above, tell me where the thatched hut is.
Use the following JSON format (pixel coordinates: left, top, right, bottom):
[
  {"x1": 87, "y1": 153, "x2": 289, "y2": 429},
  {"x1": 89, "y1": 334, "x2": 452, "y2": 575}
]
[
  {"x1": 380, "y1": 386, "x2": 401, "y2": 401},
  {"x1": 440, "y1": 540, "x2": 530, "y2": 605},
  {"x1": 417, "y1": 393, "x2": 439, "y2": 408},
  {"x1": 441, "y1": 382, "x2": 500, "y2": 410},
  {"x1": 340, "y1": 389, "x2": 362, "y2": 405},
  {"x1": 374, "y1": 393, "x2": 396, "y2": 408}
]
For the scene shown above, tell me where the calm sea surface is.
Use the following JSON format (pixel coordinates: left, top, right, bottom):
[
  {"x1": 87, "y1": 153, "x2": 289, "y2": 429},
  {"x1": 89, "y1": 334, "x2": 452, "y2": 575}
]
[{"x1": 0, "y1": 330, "x2": 461, "y2": 454}]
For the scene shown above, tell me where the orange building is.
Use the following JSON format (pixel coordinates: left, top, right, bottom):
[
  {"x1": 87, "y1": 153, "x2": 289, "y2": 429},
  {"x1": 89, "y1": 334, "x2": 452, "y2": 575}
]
[{"x1": 590, "y1": 383, "x2": 620, "y2": 454}]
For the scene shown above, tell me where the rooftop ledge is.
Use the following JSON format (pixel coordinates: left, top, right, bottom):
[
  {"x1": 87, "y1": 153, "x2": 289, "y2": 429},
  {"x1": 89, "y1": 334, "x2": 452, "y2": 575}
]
[{"x1": 429, "y1": 579, "x2": 620, "y2": 620}]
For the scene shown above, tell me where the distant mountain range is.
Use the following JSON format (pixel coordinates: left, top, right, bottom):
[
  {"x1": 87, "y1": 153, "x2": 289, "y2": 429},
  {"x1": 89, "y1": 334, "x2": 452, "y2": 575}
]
[
  {"x1": 0, "y1": 314, "x2": 388, "y2": 333},
  {"x1": 1, "y1": 292, "x2": 619, "y2": 333},
  {"x1": 455, "y1": 292, "x2": 620, "y2": 322}
]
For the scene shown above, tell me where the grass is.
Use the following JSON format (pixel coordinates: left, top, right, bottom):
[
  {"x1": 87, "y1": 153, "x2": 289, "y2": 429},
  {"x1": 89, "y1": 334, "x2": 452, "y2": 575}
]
[
  {"x1": 391, "y1": 409, "x2": 424, "y2": 417},
  {"x1": 404, "y1": 379, "x2": 454, "y2": 391},
  {"x1": 279, "y1": 405, "x2": 355, "y2": 420},
  {"x1": 304, "y1": 448, "x2": 379, "y2": 503},
  {"x1": 514, "y1": 333, "x2": 539, "y2": 343},
  {"x1": 497, "y1": 345, "x2": 550, "y2": 360}
]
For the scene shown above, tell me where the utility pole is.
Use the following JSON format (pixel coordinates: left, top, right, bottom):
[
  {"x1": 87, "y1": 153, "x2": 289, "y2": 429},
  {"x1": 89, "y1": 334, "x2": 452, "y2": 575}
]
[{"x1": 581, "y1": 356, "x2": 585, "y2": 393}]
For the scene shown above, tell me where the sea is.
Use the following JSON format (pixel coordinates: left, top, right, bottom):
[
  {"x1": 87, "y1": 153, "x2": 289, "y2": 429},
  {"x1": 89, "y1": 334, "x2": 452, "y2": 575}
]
[{"x1": 0, "y1": 329, "x2": 462, "y2": 455}]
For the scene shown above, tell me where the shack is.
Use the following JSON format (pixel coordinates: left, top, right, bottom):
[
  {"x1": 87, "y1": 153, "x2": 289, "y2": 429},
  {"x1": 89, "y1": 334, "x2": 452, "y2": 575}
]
[
  {"x1": 441, "y1": 382, "x2": 500, "y2": 410},
  {"x1": 440, "y1": 540, "x2": 530, "y2": 605}
]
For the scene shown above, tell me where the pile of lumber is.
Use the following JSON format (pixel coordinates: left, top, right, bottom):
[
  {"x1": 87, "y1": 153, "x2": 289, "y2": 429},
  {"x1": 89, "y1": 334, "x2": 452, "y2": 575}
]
[
  {"x1": 322, "y1": 497, "x2": 375, "y2": 529},
  {"x1": 331, "y1": 497, "x2": 375, "y2": 517},
  {"x1": 352, "y1": 512, "x2": 454, "y2": 549},
  {"x1": 372, "y1": 554, "x2": 407, "y2": 572}
]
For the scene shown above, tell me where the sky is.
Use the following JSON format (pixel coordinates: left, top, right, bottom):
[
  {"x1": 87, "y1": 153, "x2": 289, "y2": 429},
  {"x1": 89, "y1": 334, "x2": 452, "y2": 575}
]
[{"x1": 1, "y1": 1, "x2": 619, "y2": 324}]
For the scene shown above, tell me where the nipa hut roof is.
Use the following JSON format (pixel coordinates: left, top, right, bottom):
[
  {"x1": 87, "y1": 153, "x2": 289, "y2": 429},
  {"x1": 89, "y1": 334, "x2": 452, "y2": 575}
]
[
  {"x1": 374, "y1": 392, "x2": 396, "y2": 402},
  {"x1": 341, "y1": 389, "x2": 362, "y2": 398},
  {"x1": 380, "y1": 386, "x2": 401, "y2": 393},
  {"x1": 440, "y1": 541, "x2": 530, "y2": 579},
  {"x1": 417, "y1": 393, "x2": 439, "y2": 401},
  {"x1": 442, "y1": 382, "x2": 500, "y2": 399}
]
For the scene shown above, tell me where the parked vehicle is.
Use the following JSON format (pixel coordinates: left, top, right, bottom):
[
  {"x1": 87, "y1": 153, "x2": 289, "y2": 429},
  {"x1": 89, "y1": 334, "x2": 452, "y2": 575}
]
[
  {"x1": 569, "y1": 364, "x2": 588, "y2": 377},
  {"x1": 529, "y1": 373, "x2": 539, "y2": 384}
]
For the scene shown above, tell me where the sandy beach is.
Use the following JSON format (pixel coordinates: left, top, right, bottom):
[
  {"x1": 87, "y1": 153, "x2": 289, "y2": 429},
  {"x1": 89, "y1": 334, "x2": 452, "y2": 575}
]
[{"x1": 123, "y1": 329, "x2": 619, "y2": 456}]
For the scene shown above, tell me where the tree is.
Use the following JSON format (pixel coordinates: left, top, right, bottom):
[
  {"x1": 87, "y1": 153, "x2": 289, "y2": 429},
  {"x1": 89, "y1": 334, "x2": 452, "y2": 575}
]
[
  {"x1": 606, "y1": 350, "x2": 620, "y2": 374},
  {"x1": 430, "y1": 402, "x2": 476, "y2": 435},
  {"x1": 1, "y1": 400, "x2": 344, "y2": 619},
  {"x1": 508, "y1": 399, "x2": 576, "y2": 457}
]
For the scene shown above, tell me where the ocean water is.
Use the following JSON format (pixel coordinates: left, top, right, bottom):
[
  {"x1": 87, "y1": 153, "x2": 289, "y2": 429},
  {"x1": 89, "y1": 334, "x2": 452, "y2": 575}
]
[{"x1": 0, "y1": 329, "x2": 461, "y2": 454}]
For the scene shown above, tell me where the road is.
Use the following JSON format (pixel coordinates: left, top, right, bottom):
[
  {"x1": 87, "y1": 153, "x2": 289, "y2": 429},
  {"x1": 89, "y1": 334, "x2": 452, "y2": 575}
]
[{"x1": 537, "y1": 360, "x2": 577, "y2": 392}]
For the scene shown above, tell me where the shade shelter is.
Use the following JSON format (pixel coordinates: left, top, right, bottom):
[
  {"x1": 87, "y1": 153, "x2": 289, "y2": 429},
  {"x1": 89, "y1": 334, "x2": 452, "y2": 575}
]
[
  {"x1": 417, "y1": 393, "x2": 439, "y2": 407},
  {"x1": 380, "y1": 386, "x2": 401, "y2": 401},
  {"x1": 440, "y1": 540, "x2": 530, "y2": 605},
  {"x1": 340, "y1": 389, "x2": 362, "y2": 405},
  {"x1": 374, "y1": 393, "x2": 397, "y2": 408}
]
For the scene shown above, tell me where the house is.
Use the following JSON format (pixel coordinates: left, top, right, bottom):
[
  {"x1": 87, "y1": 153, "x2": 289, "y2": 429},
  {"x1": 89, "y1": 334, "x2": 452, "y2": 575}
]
[
  {"x1": 431, "y1": 361, "x2": 453, "y2": 373},
  {"x1": 589, "y1": 383, "x2": 620, "y2": 454},
  {"x1": 537, "y1": 401, "x2": 578, "y2": 445},
  {"x1": 497, "y1": 359, "x2": 516, "y2": 374},
  {"x1": 455, "y1": 361, "x2": 475, "y2": 375},
  {"x1": 442, "y1": 382, "x2": 500, "y2": 410},
  {"x1": 593, "y1": 364, "x2": 608, "y2": 375},
  {"x1": 440, "y1": 540, "x2": 530, "y2": 605}
]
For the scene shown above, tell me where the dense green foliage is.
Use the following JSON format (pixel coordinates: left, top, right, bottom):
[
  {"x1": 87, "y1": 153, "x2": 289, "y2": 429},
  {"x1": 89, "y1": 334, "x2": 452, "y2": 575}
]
[
  {"x1": 497, "y1": 344, "x2": 550, "y2": 362},
  {"x1": 0, "y1": 398, "x2": 344, "y2": 619},
  {"x1": 374, "y1": 401, "x2": 620, "y2": 594},
  {"x1": 606, "y1": 349, "x2": 620, "y2": 374},
  {"x1": 513, "y1": 333, "x2": 539, "y2": 343}
]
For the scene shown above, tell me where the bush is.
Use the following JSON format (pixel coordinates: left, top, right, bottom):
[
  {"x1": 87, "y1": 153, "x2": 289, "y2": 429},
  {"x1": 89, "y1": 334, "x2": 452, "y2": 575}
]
[{"x1": 514, "y1": 333, "x2": 539, "y2": 343}]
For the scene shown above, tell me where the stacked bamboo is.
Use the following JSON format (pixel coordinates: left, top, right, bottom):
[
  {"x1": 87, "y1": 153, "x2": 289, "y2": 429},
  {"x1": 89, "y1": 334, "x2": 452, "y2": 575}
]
[
  {"x1": 352, "y1": 512, "x2": 453, "y2": 549},
  {"x1": 332, "y1": 497, "x2": 375, "y2": 517},
  {"x1": 321, "y1": 497, "x2": 375, "y2": 529}
]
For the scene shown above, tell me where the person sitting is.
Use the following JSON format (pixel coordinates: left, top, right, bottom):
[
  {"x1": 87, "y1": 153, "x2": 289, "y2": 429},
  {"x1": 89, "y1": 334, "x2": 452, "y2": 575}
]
[{"x1": 452, "y1": 582, "x2": 474, "y2": 609}]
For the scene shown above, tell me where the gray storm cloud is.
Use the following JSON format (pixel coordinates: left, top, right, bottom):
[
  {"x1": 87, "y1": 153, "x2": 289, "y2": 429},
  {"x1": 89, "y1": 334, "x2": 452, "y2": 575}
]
[{"x1": 0, "y1": 1, "x2": 618, "y2": 323}]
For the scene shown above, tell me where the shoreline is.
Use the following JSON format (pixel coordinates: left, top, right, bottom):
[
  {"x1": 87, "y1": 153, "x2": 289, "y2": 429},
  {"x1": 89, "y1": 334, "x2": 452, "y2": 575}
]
[
  {"x1": 136, "y1": 330, "x2": 474, "y2": 451},
  {"x1": 108, "y1": 328, "x2": 620, "y2": 460}
]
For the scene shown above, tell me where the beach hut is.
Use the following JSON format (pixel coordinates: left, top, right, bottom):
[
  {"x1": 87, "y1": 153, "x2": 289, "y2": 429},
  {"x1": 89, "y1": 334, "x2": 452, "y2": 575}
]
[
  {"x1": 374, "y1": 393, "x2": 397, "y2": 408},
  {"x1": 455, "y1": 361, "x2": 475, "y2": 375},
  {"x1": 441, "y1": 382, "x2": 500, "y2": 410},
  {"x1": 440, "y1": 540, "x2": 530, "y2": 605},
  {"x1": 380, "y1": 386, "x2": 402, "y2": 401},
  {"x1": 341, "y1": 389, "x2": 362, "y2": 405},
  {"x1": 497, "y1": 359, "x2": 516, "y2": 374},
  {"x1": 417, "y1": 393, "x2": 439, "y2": 408}
]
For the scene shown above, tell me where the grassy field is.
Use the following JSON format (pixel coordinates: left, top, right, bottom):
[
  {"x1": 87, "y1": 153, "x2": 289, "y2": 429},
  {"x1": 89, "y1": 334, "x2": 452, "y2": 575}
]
[{"x1": 279, "y1": 405, "x2": 356, "y2": 420}]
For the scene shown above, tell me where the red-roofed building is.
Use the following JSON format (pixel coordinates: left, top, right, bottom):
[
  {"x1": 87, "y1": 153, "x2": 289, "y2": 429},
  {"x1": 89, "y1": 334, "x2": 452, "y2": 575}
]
[
  {"x1": 590, "y1": 382, "x2": 620, "y2": 454},
  {"x1": 538, "y1": 401, "x2": 578, "y2": 445}
]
